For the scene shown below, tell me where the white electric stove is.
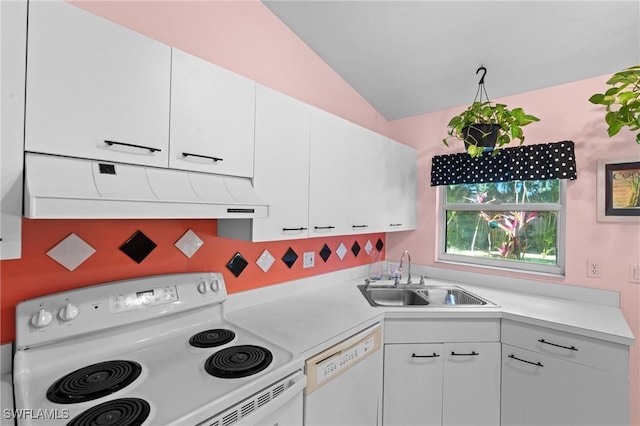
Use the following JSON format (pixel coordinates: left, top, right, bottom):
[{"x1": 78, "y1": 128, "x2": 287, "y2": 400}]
[{"x1": 12, "y1": 272, "x2": 305, "y2": 426}]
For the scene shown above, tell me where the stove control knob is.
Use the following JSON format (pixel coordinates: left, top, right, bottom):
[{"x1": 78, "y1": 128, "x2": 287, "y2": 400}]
[
  {"x1": 30, "y1": 309, "x2": 53, "y2": 328},
  {"x1": 210, "y1": 279, "x2": 220, "y2": 293},
  {"x1": 58, "y1": 303, "x2": 79, "y2": 321},
  {"x1": 197, "y1": 281, "x2": 208, "y2": 294}
]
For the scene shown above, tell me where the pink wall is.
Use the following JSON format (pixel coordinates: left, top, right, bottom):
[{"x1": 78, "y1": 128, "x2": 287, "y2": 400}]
[{"x1": 386, "y1": 75, "x2": 640, "y2": 424}]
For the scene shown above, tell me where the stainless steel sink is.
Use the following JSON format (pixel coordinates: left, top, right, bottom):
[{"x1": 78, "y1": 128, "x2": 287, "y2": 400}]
[{"x1": 358, "y1": 284, "x2": 496, "y2": 307}]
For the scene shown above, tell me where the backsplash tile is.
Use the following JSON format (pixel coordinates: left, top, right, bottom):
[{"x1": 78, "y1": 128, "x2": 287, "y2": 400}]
[
  {"x1": 351, "y1": 241, "x2": 361, "y2": 257},
  {"x1": 376, "y1": 238, "x2": 384, "y2": 252},
  {"x1": 46, "y1": 233, "x2": 96, "y2": 271},
  {"x1": 336, "y1": 242, "x2": 347, "y2": 260},
  {"x1": 119, "y1": 230, "x2": 157, "y2": 264},
  {"x1": 282, "y1": 247, "x2": 298, "y2": 269},
  {"x1": 319, "y1": 244, "x2": 332, "y2": 262},
  {"x1": 174, "y1": 229, "x2": 204, "y2": 258},
  {"x1": 256, "y1": 249, "x2": 275, "y2": 273},
  {"x1": 364, "y1": 240, "x2": 373, "y2": 255},
  {"x1": 227, "y1": 252, "x2": 249, "y2": 277}
]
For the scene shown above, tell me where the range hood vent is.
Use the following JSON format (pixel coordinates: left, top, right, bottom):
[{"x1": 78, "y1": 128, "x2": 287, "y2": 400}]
[{"x1": 24, "y1": 153, "x2": 268, "y2": 219}]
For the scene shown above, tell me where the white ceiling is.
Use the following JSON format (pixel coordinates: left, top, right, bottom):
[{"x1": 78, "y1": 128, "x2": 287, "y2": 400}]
[{"x1": 263, "y1": 1, "x2": 640, "y2": 120}]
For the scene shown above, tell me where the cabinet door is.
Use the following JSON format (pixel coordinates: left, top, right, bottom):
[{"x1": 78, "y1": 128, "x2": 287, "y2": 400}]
[
  {"x1": 250, "y1": 85, "x2": 310, "y2": 241},
  {"x1": 501, "y1": 345, "x2": 628, "y2": 426},
  {"x1": 442, "y1": 342, "x2": 500, "y2": 426},
  {"x1": 347, "y1": 127, "x2": 388, "y2": 234},
  {"x1": 25, "y1": 0, "x2": 171, "y2": 167},
  {"x1": 383, "y1": 344, "x2": 443, "y2": 426},
  {"x1": 308, "y1": 108, "x2": 351, "y2": 237},
  {"x1": 384, "y1": 140, "x2": 417, "y2": 232},
  {"x1": 170, "y1": 49, "x2": 256, "y2": 177},
  {"x1": 1, "y1": 0, "x2": 27, "y2": 260}
]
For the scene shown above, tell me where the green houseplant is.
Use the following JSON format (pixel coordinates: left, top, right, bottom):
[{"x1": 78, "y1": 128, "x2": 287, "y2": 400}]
[
  {"x1": 443, "y1": 101, "x2": 540, "y2": 158},
  {"x1": 442, "y1": 66, "x2": 540, "y2": 158},
  {"x1": 588, "y1": 65, "x2": 640, "y2": 143}
]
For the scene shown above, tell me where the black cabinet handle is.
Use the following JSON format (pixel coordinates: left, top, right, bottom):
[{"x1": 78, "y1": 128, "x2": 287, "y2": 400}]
[
  {"x1": 451, "y1": 351, "x2": 479, "y2": 356},
  {"x1": 352, "y1": 225, "x2": 369, "y2": 229},
  {"x1": 182, "y1": 152, "x2": 223, "y2": 162},
  {"x1": 389, "y1": 223, "x2": 403, "y2": 227},
  {"x1": 411, "y1": 353, "x2": 440, "y2": 358},
  {"x1": 227, "y1": 208, "x2": 255, "y2": 214},
  {"x1": 508, "y1": 354, "x2": 543, "y2": 367},
  {"x1": 104, "y1": 140, "x2": 161, "y2": 153},
  {"x1": 282, "y1": 227, "x2": 308, "y2": 231},
  {"x1": 314, "y1": 226, "x2": 336, "y2": 230},
  {"x1": 538, "y1": 339, "x2": 578, "y2": 351}
]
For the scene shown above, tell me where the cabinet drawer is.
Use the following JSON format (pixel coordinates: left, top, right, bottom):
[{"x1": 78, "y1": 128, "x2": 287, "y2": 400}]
[
  {"x1": 384, "y1": 318, "x2": 500, "y2": 343},
  {"x1": 502, "y1": 320, "x2": 628, "y2": 373}
]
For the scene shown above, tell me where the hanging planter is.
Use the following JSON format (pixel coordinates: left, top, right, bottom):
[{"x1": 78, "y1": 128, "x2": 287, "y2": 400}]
[{"x1": 443, "y1": 67, "x2": 540, "y2": 158}]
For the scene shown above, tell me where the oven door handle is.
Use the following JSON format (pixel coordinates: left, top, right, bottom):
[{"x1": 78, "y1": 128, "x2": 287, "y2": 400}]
[{"x1": 235, "y1": 370, "x2": 306, "y2": 426}]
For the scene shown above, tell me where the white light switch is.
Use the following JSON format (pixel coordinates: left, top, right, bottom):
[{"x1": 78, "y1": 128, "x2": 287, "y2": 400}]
[
  {"x1": 303, "y1": 252, "x2": 315, "y2": 269},
  {"x1": 630, "y1": 265, "x2": 640, "y2": 285}
]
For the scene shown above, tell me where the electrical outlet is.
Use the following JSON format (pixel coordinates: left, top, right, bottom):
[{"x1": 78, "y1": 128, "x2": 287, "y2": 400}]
[
  {"x1": 303, "y1": 252, "x2": 315, "y2": 269},
  {"x1": 587, "y1": 259, "x2": 601, "y2": 278},
  {"x1": 630, "y1": 265, "x2": 640, "y2": 285}
]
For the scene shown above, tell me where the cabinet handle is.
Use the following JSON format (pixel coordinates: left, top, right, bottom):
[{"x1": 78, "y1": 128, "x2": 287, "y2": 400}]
[
  {"x1": 282, "y1": 227, "x2": 308, "y2": 231},
  {"x1": 389, "y1": 223, "x2": 403, "y2": 227},
  {"x1": 104, "y1": 140, "x2": 161, "y2": 153},
  {"x1": 411, "y1": 353, "x2": 440, "y2": 358},
  {"x1": 227, "y1": 208, "x2": 255, "y2": 213},
  {"x1": 538, "y1": 338, "x2": 578, "y2": 351},
  {"x1": 508, "y1": 354, "x2": 543, "y2": 367},
  {"x1": 314, "y1": 226, "x2": 336, "y2": 230},
  {"x1": 352, "y1": 225, "x2": 369, "y2": 229},
  {"x1": 451, "y1": 351, "x2": 479, "y2": 356},
  {"x1": 182, "y1": 152, "x2": 223, "y2": 162}
]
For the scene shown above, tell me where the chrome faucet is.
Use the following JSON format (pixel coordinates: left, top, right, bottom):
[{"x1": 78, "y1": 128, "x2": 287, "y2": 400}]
[{"x1": 396, "y1": 250, "x2": 412, "y2": 286}]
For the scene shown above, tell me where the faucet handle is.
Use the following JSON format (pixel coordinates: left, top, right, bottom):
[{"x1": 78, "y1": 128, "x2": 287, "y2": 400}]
[{"x1": 419, "y1": 275, "x2": 425, "y2": 285}]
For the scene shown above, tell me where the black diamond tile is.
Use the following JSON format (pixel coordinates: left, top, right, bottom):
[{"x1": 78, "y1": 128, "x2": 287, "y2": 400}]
[
  {"x1": 119, "y1": 230, "x2": 157, "y2": 264},
  {"x1": 351, "y1": 241, "x2": 361, "y2": 257},
  {"x1": 282, "y1": 247, "x2": 298, "y2": 269},
  {"x1": 227, "y1": 252, "x2": 248, "y2": 277},
  {"x1": 319, "y1": 244, "x2": 332, "y2": 262},
  {"x1": 376, "y1": 238, "x2": 384, "y2": 252}
]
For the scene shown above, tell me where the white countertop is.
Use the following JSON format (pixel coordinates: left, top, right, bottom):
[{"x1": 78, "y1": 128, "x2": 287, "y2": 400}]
[{"x1": 226, "y1": 269, "x2": 635, "y2": 360}]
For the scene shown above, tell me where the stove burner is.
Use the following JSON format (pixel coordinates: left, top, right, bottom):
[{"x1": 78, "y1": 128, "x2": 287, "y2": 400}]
[
  {"x1": 47, "y1": 361, "x2": 141, "y2": 404},
  {"x1": 67, "y1": 398, "x2": 150, "y2": 426},
  {"x1": 189, "y1": 329, "x2": 235, "y2": 348},
  {"x1": 205, "y1": 345, "x2": 273, "y2": 378}
]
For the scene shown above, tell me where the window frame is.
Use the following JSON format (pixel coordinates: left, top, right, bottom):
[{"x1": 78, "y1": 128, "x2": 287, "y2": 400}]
[{"x1": 438, "y1": 180, "x2": 566, "y2": 276}]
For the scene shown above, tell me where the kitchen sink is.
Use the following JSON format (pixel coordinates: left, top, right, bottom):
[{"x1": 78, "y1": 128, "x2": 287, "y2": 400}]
[{"x1": 358, "y1": 284, "x2": 496, "y2": 307}]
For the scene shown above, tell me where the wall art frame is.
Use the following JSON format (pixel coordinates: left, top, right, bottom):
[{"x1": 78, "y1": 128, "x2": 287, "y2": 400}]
[{"x1": 597, "y1": 157, "x2": 640, "y2": 222}]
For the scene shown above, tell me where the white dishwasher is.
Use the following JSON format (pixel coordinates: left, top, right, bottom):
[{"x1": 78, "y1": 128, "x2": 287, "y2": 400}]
[{"x1": 304, "y1": 323, "x2": 383, "y2": 426}]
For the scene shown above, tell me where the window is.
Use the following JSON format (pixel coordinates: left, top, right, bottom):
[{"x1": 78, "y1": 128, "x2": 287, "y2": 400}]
[{"x1": 439, "y1": 179, "x2": 565, "y2": 275}]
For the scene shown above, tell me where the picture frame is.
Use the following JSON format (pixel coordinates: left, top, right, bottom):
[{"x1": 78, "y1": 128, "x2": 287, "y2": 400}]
[{"x1": 597, "y1": 157, "x2": 640, "y2": 222}]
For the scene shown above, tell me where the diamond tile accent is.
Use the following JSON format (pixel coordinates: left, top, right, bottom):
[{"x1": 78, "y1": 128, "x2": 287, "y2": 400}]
[
  {"x1": 336, "y1": 242, "x2": 347, "y2": 260},
  {"x1": 351, "y1": 241, "x2": 361, "y2": 257},
  {"x1": 282, "y1": 247, "x2": 298, "y2": 269},
  {"x1": 119, "y1": 230, "x2": 157, "y2": 264},
  {"x1": 375, "y1": 238, "x2": 384, "y2": 252},
  {"x1": 227, "y1": 252, "x2": 249, "y2": 277},
  {"x1": 364, "y1": 240, "x2": 373, "y2": 255},
  {"x1": 46, "y1": 233, "x2": 96, "y2": 271},
  {"x1": 319, "y1": 244, "x2": 332, "y2": 262},
  {"x1": 256, "y1": 249, "x2": 275, "y2": 273},
  {"x1": 174, "y1": 229, "x2": 204, "y2": 258}
]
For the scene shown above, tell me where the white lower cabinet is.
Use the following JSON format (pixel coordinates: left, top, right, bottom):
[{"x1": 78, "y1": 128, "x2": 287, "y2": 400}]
[
  {"x1": 382, "y1": 319, "x2": 501, "y2": 426},
  {"x1": 501, "y1": 320, "x2": 629, "y2": 426}
]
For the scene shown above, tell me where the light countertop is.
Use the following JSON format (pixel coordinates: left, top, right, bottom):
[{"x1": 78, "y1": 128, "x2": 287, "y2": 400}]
[{"x1": 226, "y1": 270, "x2": 635, "y2": 360}]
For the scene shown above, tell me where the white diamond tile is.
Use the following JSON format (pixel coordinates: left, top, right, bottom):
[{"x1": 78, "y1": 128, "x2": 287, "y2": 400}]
[
  {"x1": 175, "y1": 229, "x2": 204, "y2": 258},
  {"x1": 256, "y1": 249, "x2": 275, "y2": 273},
  {"x1": 46, "y1": 233, "x2": 96, "y2": 271},
  {"x1": 364, "y1": 240, "x2": 373, "y2": 255},
  {"x1": 336, "y1": 242, "x2": 347, "y2": 260}
]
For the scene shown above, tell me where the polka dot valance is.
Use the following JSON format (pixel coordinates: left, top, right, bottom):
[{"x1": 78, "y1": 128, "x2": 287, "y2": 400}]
[{"x1": 430, "y1": 141, "x2": 577, "y2": 186}]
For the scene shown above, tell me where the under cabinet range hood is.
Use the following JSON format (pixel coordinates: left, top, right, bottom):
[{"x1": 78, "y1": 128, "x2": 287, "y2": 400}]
[{"x1": 24, "y1": 153, "x2": 268, "y2": 219}]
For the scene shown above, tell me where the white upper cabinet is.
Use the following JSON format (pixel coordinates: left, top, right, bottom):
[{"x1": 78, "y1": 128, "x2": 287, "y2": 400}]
[
  {"x1": 347, "y1": 127, "x2": 388, "y2": 234},
  {"x1": 169, "y1": 49, "x2": 256, "y2": 178},
  {"x1": 384, "y1": 140, "x2": 418, "y2": 231},
  {"x1": 24, "y1": 0, "x2": 171, "y2": 167},
  {"x1": 1, "y1": 0, "x2": 27, "y2": 260},
  {"x1": 308, "y1": 108, "x2": 351, "y2": 237},
  {"x1": 219, "y1": 85, "x2": 310, "y2": 241}
]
